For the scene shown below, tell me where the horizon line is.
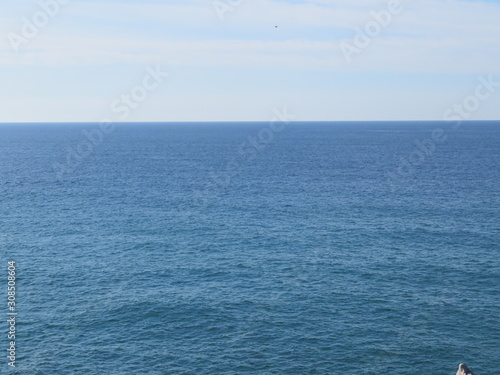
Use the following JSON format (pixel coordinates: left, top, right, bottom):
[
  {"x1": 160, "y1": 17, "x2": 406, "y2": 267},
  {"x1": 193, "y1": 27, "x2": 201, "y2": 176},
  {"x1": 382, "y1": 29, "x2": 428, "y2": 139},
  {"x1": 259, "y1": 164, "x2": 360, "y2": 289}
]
[{"x1": 0, "y1": 120, "x2": 499, "y2": 125}]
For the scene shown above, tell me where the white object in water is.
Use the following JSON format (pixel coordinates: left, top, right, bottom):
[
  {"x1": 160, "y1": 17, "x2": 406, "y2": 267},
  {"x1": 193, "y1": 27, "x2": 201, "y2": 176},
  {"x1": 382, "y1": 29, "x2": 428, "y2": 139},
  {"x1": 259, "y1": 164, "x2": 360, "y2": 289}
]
[{"x1": 456, "y1": 363, "x2": 475, "y2": 375}]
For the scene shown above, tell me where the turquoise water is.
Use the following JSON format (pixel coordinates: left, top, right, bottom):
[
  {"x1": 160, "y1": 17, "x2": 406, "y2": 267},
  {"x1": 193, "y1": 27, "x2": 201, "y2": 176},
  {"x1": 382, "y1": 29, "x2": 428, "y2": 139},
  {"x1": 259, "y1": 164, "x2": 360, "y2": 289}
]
[{"x1": 1, "y1": 122, "x2": 498, "y2": 374}]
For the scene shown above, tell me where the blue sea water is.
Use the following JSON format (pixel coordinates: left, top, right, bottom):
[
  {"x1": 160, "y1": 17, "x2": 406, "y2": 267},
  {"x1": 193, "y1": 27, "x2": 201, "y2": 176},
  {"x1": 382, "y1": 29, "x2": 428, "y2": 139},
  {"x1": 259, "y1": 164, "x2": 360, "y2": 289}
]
[{"x1": 0, "y1": 121, "x2": 498, "y2": 374}]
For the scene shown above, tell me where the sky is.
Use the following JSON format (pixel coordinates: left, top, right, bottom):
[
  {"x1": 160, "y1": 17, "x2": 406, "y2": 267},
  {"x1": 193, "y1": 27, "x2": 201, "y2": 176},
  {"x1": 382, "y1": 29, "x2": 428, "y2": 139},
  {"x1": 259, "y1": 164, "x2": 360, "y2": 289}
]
[{"x1": 1, "y1": 0, "x2": 500, "y2": 122}]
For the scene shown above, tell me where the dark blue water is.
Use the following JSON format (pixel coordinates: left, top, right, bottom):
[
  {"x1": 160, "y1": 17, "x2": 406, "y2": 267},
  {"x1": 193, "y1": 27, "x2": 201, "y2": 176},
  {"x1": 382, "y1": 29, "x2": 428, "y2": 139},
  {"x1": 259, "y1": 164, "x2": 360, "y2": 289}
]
[{"x1": 1, "y1": 122, "x2": 498, "y2": 374}]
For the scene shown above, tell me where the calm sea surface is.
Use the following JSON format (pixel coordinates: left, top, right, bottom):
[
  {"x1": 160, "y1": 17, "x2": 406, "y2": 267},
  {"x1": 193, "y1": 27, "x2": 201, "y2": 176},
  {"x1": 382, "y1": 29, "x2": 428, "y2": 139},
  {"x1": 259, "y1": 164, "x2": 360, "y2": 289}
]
[{"x1": 0, "y1": 122, "x2": 498, "y2": 374}]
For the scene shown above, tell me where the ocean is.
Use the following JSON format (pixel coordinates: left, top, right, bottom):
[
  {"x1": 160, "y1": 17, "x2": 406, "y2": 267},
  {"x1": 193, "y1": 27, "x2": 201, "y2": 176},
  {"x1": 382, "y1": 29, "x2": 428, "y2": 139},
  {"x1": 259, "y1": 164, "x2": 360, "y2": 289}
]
[{"x1": 0, "y1": 121, "x2": 498, "y2": 374}]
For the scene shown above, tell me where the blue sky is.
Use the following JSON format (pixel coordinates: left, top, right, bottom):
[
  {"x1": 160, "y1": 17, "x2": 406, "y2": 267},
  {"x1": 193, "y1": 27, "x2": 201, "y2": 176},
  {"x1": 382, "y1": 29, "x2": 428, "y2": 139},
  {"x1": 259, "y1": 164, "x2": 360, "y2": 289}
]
[{"x1": 1, "y1": 0, "x2": 499, "y2": 122}]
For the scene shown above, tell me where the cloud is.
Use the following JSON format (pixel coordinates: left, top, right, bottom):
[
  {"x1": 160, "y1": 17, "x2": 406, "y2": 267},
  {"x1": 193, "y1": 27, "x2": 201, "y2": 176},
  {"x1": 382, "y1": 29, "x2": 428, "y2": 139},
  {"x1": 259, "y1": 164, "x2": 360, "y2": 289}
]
[
  {"x1": 1, "y1": 0, "x2": 500, "y2": 122},
  {"x1": 1, "y1": 0, "x2": 499, "y2": 74}
]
